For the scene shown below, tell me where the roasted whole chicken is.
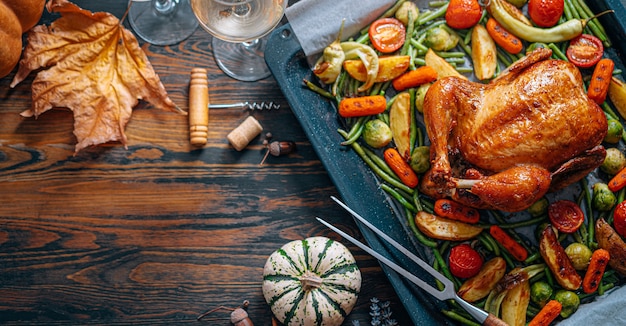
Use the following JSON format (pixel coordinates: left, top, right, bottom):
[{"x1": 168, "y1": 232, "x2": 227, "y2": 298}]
[{"x1": 420, "y1": 48, "x2": 607, "y2": 212}]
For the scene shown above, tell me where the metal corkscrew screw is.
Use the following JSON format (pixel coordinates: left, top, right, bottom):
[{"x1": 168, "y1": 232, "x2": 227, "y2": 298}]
[{"x1": 208, "y1": 102, "x2": 280, "y2": 110}]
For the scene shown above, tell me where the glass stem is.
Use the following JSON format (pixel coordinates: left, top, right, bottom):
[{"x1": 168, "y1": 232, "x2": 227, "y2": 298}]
[{"x1": 153, "y1": 0, "x2": 177, "y2": 15}]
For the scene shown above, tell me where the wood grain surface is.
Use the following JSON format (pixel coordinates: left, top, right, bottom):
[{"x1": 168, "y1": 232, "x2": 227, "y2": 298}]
[{"x1": 0, "y1": 0, "x2": 413, "y2": 325}]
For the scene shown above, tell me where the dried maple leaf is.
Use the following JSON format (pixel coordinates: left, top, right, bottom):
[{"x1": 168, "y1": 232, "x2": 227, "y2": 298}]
[{"x1": 10, "y1": 0, "x2": 185, "y2": 153}]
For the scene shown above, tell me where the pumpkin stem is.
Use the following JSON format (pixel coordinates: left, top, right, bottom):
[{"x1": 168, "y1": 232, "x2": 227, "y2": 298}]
[{"x1": 300, "y1": 271, "x2": 323, "y2": 291}]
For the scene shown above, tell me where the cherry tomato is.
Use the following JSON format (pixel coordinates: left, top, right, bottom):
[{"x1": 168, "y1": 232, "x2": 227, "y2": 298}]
[
  {"x1": 368, "y1": 18, "x2": 406, "y2": 53},
  {"x1": 448, "y1": 244, "x2": 483, "y2": 279},
  {"x1": 528, "y1": 0, "x2": 564, "y2": 28},
  {"x1": 445, "y1": 0, "x2": 482, "y2": 30},
  {"x1": 548, "y1": 200, "x2": 584, "y2": 233},
  {"x1": 613, "y1": 200, "x2": 626, "y2": 238},
  {"x1": 566, "y1": 34, "x2": 604, "y2": 68}
]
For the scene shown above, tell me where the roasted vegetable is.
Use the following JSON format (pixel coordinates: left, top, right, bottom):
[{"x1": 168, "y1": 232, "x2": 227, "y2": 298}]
[
  {"x1": 565, "y1": 242, "x2": 593, "y2": 271},
  {"x1": 384, "y1": 147, "x2": 419, "y2": 188},
  {"x1": 608, "y1": 166, "x2": 626, "y2": 192},
  {"x1": 362, "y1": 119, "x2": 392, "y2": 148},
  {"x1": 527, "y1": 0, "x2": 564, "y2": 27},
  {"x1": 448, "y1": 243, "x2": 484, "y2": 279},
  {"x1": 389, "y1": 92, "x2": 412, "y2": 159},
  {"x1": 445, "y1": 0, "x2": 483, "y2": 29},
  {"x1": 609, "y1": 76, "x2": 626, "y2": 119},
  {"x1": 582, "y1": 248, "x2": 610, "y2": 293},
  {"x1": 471, "y1": 24, "x2": 498, "y2": 80},
  {"x1": 490, "y1": 225, "x2": 528, "y2": 261},
  {"x1": 613, "y1": 200, "x2": 626, "y2": 237},
  {"x1": 601, "y1": 147, "x2": 626, "y2": 175},
  {"x1": 392, "y1": 65, "x2": 438, "y2": 91},
  {"x1": 394, "y1": 1, "x2": 419, "y2": 26},
  {"x1": 592, "y1": 182, "x2": 617, "y2": 212},
  {"x1": 588, "y1": 58, "x2": 615, "y2": 104},
  {"x1": 424, "y1": 26, "x2": 459, "y2": 52},
  {"x1": 414, "y1": 211, "x2": 483, "y2": 241},
  {"x1": 424, "y1": 48, "x2": 466, "y2": 79},
  {"x1": 527, "y1": 197, "x2": 549, "y2": 217},
  {"x1": 604, "y1": 119, "x2": 623, "y2": 144},
  {"x1": 484, "y1": 265, "x2": 543, "y2": 319},
  {"x1": 529, "y1": 300, "x2": 562, "y2": 326},
  {"x1": 548, "y1": 199, "x2": 584, "y2": 233},
  {"x1": 343, "y1": 55, "x2": 410, "y2": 84},
  {"x1": 434, "y1": 198, "x2": 480, "y2": 224},
  {"x1": 338, "y1": 95, "x2": 387, "y2": 118},
  {"x1": 368, "y1": 18, "x2": 406, "y2": 53},
  {"x1": 501, "y1": 277, "x2": 530, "y2": 326},
  {"x1": 457, "y1": 257, "x2": 507, "y2": 302},
  {"x1": 486, "y1": 17, "x2": 523, "y2": 54},
  {"x1": 313, "y1": 22, "x2": 346, "y2": 84},
  {"x1": 530, "y1": 281, "x2": 553, "y2": 307},
  {"x1": 342, "y1": 42, "x2": 380, "y2": 92},
  {"x1": 595, "y1": 218, "x2": 626, "y2": 276},
  {"x1": 539, "y1": 225, "x2": 582, "y2": 290},
  {"x1": 414, "y1": 82, "x2": 432, "y2": 113},
  {"x1": 554, "y1": 290, "x2": 580, "y2": 318},
  {"x1": 409, "y1": 145, "x2": 430, "y2": 174}
]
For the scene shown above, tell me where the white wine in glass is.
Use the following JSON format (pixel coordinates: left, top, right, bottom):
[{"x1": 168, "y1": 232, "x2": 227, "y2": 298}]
[
  {"x1": 191, "y1": 0, "x2": 287, "y2": 81},
  {"x1": 128, "y1": 0, "x2": 199, "y2": 46}
]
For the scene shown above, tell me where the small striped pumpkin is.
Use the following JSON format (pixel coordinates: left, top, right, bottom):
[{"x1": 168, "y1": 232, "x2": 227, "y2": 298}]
[{"x1": 262, "y1": 236, "x2": 362, "y2": 326}]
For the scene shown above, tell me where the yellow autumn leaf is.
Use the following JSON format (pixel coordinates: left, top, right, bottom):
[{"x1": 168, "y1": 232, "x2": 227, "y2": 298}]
[{"x1": 10, "y1": 0, "x2": 185, "y2": 153}]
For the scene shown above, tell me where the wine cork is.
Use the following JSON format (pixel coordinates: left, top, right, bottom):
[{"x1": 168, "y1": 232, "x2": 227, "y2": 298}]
[
  {"x1": 227, "y1": 116, "x2": 263, "y2": 151},
  {"x1": 189, "y1": 68, "x2": 209, "y2": 146}
]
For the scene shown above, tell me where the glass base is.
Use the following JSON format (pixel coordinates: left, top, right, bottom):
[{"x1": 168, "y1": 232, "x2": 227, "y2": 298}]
[
  {"x1": 128, "y1": 0, "x2": 199, "y2": 46},
  {"x1": 212, "y1": 36, "x2": 271, "y2": 82}
]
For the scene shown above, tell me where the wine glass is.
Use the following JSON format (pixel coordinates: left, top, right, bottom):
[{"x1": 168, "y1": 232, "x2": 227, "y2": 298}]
[
  {"x1": 190, "y1": 0, "x2": 287, "y2": 81},
  {"x1": 128, "y1": 0, "x2": 199, "y2": 46}
]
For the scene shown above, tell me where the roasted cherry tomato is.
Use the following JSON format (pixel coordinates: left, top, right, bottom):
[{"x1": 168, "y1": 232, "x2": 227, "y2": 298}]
[
  {"x1": 613, "y1": 200, "x2": 626, "y2": 238},
  {"x1": 548, "y1": 200, "x2": 584, "y2": 233},
  {"x1": 566, "y1": 34, "x2": 604, "y2": 68},
  {"x1": 368, "y1": 18, "x2": 406, "y2": 53},
  {"x1": 528, "y1": 0, "x2": 564, "y2": 28},
  {"x1": 448, "y1": 244, "x2": 483, "y2": 279}
]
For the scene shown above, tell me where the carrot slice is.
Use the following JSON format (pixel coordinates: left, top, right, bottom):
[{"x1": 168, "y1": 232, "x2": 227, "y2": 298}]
[
  {"x1": 588, "y1": 58, "x2": 615, "y2": 104},
  {"x1": 582, "y1": 248, "x2": 610, "y2": 293},
  {"x1": 489, "y1": 225, "x2": 528, "y2": 261},
  {"x1": 485, "y1": 18, "x2": 523, "y2": 54},
  {"x1": 608, "y1": 166, "x2": 626, "y2": 192},
  {"x1": 434, "y1": 199, "x2": 480, "y2": 224},
  {"x1": 528, "y1": 300, "x2": 562, "y2": 326},
  {"x1": 383, "y1": 147, "x2": 419, "y2": 188},
  {"x1": 392, "y1": 66, "x2": 438, "y2": 91},
  {"x1": 338, "y1": 95, "x2": 387, "y2": 118}
]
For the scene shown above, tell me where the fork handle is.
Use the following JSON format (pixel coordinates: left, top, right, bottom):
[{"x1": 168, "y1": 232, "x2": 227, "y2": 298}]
[{"x1": 483, "y1": 313, "x2": 509, "y2": 326}]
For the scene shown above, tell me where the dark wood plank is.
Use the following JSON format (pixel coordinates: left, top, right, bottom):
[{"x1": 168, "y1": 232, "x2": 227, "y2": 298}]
[{"x1": 0, "y1": 0, "x2": 413, "y2": 325}]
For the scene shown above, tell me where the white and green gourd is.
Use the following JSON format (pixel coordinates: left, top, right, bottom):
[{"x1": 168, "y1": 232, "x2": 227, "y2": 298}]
[{"x1": 262, "y1": 236, "x2": 362, "y2": 326}]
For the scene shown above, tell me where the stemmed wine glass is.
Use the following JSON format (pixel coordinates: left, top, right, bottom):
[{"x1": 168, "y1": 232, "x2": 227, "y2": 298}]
[
  {"x1": 128, "y1": 0, "x2": 199, "y2": 46},
  {"x1": 190, "y1": 0, "x2": 287, "y2": 81}
]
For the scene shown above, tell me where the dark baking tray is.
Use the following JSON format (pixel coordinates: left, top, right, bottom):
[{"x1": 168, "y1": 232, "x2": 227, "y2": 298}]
[{"x1": 265, "y1": 1, "x2": 626, "y2": 324}]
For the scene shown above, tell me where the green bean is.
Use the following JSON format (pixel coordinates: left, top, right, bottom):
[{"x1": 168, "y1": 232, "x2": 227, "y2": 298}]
[
  {"x1": 495, "y1": 215, "x2": 548, "y2": 229},
  {"x1": 400, "y1": 10, "x2": 416, "y2": 56},
  {"x1": 340, "y1": 117, "x2": 367, "y2": 146},
  {"x1": 496, "y1": 50, "x2": 513, "y2": 68},
  {"x1": 429, "y1": 0, "x2": 449, "y2": 7},
  {"x1": 582, "y1": 178, "x2": 595, "y2": 247},
  {"x1": 433, "y1": 247, "x2": 461, "y2": 288},
  {"x1": 602, "y1": 102, "x2": 621, "y2": 121},
  {"x1": 544, "y1": 265, "x2": 555, "y2": 288},
  {"x1": 441, "y1": 310, "x2": 481, "y2": 326},
  {"x1": 477, "y1": 233, "x2": 495, "y2": 253},
  {"x1": 405, "y1": 206, "x2": 439, "y2": 248},
  {"x1": 414, "y1": 57, "x2": 427, "y2": 66},
  {"x1": 416, "y1": 3, "x2": 449, "y2": 26},
  {"x1": 524, "y1": 252, "x2": 542, "y2": 264},
  {"x1": 480, "y1": 232, "x2": 501, "y2": 258},
  {"x1": 548, "y1": 43, "x2": 568, "y2": 61},
  {"x1": 434, "y1": 51, "x2": 467, "y2": 58},
  {"x1": 338, "y1": 129, "x2": 414, "y2": 194},
  {"x1": 382, "y1": 184, "x2": 417, "y2": 213},
  {"x1": 363, "y1": 146, "x2": 397, "y2": 180},
  {"x1": 412, "y1": 188, "x2": 424, "y2": 212},
  {"x1": 303, "y1": 79, "x2": 334, "y2": 99},
  {"x1": 409, "y1": 88, "x2": 418, "y2": 154},
  {"x1": 573, "y1": 0, "x2": 611, "y2": 46}
]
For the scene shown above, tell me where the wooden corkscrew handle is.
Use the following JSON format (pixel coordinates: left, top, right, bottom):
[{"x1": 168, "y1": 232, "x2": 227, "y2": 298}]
[{"x1": 189, "y1": 68, "x2": 209, "y2": 146}]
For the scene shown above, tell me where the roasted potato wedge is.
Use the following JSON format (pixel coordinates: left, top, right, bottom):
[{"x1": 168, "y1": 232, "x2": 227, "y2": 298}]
[
  {"x1": 424, "y1": 48, "x2": 467, "y2": 80},
  {"x1": 389, "y1": 92, "x2": 412, "y2": 160},
  {"x1": 501, "y1": 278, "x2": 530, "y2": 326},
  {"x1": 414, "y1": 211, "x2": 482, "y2": 241},
  {"x1": 343, "y1": 55, "x2": 410, "y2": 83},
  {"x1": 539, "y1": 225, "x2": 582, "y2": 290},
  {"x1": 457, "y1": 257, "x2": 507, "y2": 302},
  {"x1": 471, "y1": 24, "x2": 497, "y2": 80},
  {"x1": 609, "y1": 77, "x2": 626, "y2": 120},
  {"x1": 596, "y1": 218, "x2": 626, "y2": 276}
]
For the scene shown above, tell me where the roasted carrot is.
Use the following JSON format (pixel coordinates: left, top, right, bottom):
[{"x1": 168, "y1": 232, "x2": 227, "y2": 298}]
[
  {"x1": 489, "y1": 225, "x2": 528, "y2": 261},
  {"x1": 392, "y1": 66, "x2": 438, "y2": 91},
  {"x1": 588, "y1": 58, "x2": 615, "y2": 104},
  {"x1": 338, "y1": 95, "x2": 387, "y2": 118},
  {"x1": 383, "y1": 147, "x2": 419, "y2": 188},
  {"x1": 608, "y1": 166, "x2": 626, "y2": 192},
  {"x1": 582, "y1": 248, "x2": 610, "y2": 293},
  {"x1": 434, "y1": 199, "x2": 480, "y2": 224},
  {"x1": 485, "y1": 18, "x2": 523, "y2": 54},
  {"x1": 528, "y1": 300, "x2": 562, "y2": 326}
]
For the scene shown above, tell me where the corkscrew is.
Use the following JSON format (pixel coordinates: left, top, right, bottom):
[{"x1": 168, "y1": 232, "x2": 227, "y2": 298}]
[{"x1": 208, "y1": 102, "x2": 280, "y2": 110}]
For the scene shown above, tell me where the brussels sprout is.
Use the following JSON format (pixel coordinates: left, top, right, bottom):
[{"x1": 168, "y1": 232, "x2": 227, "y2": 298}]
[
  {"x1": 604, "y1": 119, "x2": 623, "y2": 144},
  {"x1": 527, "y1": 197, "x2": 549, "y2": 217},
  {"x1": 554, "y1": 290, "x2": 580, "y2": 318},
  {"x1": 410, "y1": 146, "x2": 430, "y2": 173},
  {"x1": 414, "y1": 83, "x2": 432, "y2": 114},
  {"x1": 530, "y1": 281, "x2": 553, "y2": 307},
  {"x1": 424, "y1": 27, "x2": 458, "y2": 52},
  {"x1": 395, "y1": 1, "x2": 419, "y2": 26},
  {"x1": 592, "y1": 182, "x2": 617, "y2": 212},
  {"x1": 601, "y1": 147, "x2": 626, "y2": 175},
  {"x1": 565, "y1": 242, "x2": 593, "y2": 270},
  {"x1": 362, "y1": 119, "x2": 392, "y2": 148}
]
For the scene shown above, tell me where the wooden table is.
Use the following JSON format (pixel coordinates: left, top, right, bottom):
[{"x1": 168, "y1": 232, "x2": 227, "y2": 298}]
[{"x1": 0, "y1": 1, "x2": 413, "y2": 325}]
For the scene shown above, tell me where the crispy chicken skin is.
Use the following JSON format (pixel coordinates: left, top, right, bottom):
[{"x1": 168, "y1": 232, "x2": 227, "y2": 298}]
[{"x1": 420, "y1": 48, "x2": 607, "y2": 212}]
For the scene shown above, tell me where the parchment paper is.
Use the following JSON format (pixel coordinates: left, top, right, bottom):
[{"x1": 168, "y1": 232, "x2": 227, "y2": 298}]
[
  {"x1": 284, "y1": 0, "x2": 395, "y2": 61},
  {"x1": 284, "y1": 0, "x2": 625, "y2": 324}
]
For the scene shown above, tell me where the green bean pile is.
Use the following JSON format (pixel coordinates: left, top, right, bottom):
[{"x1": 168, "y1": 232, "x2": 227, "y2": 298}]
[{"x1": 306, "y1": 0, "x2": 625, "y2": 325}]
